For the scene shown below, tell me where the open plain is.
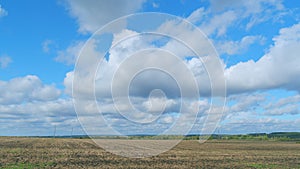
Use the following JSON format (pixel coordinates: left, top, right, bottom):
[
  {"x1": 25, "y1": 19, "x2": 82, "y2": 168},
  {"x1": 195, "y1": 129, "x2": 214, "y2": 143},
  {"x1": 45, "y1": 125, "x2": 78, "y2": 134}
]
[{"x1": 0, "y1": 137, "x2": 300, "y2": 168}]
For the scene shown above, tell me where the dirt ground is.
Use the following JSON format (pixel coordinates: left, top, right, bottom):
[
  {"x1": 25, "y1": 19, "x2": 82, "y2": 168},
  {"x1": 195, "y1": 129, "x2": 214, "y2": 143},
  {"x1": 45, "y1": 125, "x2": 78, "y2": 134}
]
[{"x1": 0, "y1": 137, "x2": 299, "y2": 168}]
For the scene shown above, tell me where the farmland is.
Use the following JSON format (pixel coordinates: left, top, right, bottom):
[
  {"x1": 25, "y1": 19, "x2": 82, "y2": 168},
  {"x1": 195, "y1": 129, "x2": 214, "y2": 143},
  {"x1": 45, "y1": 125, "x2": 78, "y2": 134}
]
[{"x1": 0, "y1": 137, "x2": 300, "y2": 168}]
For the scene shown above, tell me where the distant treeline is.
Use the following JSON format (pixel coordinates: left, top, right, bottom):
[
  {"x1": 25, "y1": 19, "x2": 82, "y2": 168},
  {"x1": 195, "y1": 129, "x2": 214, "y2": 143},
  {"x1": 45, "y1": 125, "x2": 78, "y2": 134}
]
[
  {"x1": 126, "y1": 132, "x2": 300, "y2": 141},
  {"x1": 207, "y1": 132, "x2": 300, "y2": 141},
  {"x1": 20, "y1": 132, "x2": 300, "y2": 141}
]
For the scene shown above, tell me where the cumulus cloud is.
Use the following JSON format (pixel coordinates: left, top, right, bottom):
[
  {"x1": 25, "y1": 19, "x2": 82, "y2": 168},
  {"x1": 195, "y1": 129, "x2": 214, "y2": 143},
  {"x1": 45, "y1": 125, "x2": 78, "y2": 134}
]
[
  {"x1": 63, "y1": 0, "x2": 145, "y2": 33},
  {"x1": 57, "y1": 4, "x2": 299, "y2": 135},
  {"x1": 0, "y1": 98, "x2": 81, "y2": 136},
  {"x1": 0, "y1": 75, "x2": 77, "y2": 135},
  {"x1": 62, "y1": 15, "x2": 224, "y2": 134},
  {"x1": 61, "y1": 4, "x2": 294, "y2": 97},
  {"x1": 66, "y1": 22, "x2": 226, "y2": 100},
  {"x1": 0, "y1": 99, "x2": 74, "y2": 118},
  {"x1": 0, "y1": 75, "x2": 61, "y2": 104},
  {"x1": 60, "y1": 2, "x2": 296, "y2": 97},
  {"x1": 0, "y1": 55, "x2": 12, "y2": 68},
  {"x1": 65, "y1": 20, "x2": 226, "y2": 135},
  {"x1": 225, "y1": 23, "x2": 300, "y2": 94}
]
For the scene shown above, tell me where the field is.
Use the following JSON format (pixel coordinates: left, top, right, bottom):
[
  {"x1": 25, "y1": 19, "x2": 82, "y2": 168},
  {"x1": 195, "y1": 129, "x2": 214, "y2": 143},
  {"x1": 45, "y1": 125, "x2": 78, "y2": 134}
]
[{"x1": 0, "y1": 137, "x2": 300, "y2": 168}]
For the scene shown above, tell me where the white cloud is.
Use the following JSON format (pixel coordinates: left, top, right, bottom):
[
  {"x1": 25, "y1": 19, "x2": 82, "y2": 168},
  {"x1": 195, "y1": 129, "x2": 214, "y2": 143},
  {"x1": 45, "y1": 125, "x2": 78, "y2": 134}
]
[
  {"x1": 0, "y1": 98, "x2": 74, "y2": 118},
  {"x1": 219, "y1": 92, "x2": 300, "y2": 129},
  {"x1": 228, "y1": 93, "x2": 266, "y2": 113},
  {"x1": 1, "y1": 1, "x2": 299, "y2": 136},
  {"x1": 42, "y1": 40, "x2": 55, "y2": 53},
  {"x1": 61, "y1": 4, "x2": 296, "y2": 98},
  {"x1": 225, "y1": 23, "x2": 300, "y2": 94},
  {"x1": 265, "y1": 104, "x2": 299, "y2": 116},
  {"x1": 0, "y1": 4, "x2": 7, "y2": 18},
  {"x1": 55, "y1": 41, "x2": 84, "y2": 65},
  {"x1": 265, "y1": 95, "x2": 300, "y2": 110},
  {"x1": 209, "y1": 0, "x2": 284, "y2": 14},
  {"x1": 219, "y1": 92, "x2": 300, "y2": 133},
  {"x1": 187, "y1": 0, "x2": 286, "y2": 37},
  {"x1": 59, "y1": 7, "x2": 300, "y2": 136},
  {"x1": 65, "y1": 25, "x2": 224, "y2": 135},
  {"x1": 157, "y1": 19, "x2": 217, "y2": 57},
  {"x1": 111, "y1": 29, "x2": 139, "y2": 47},
  {"x1": 60, "y1": 1, "x2": 296, "y2": 97},
  {"x1": 0, "y1": 75, "x2": 76, "y2": 135},
  {"x1": 65, "y1": 38, "x2": 105, "y2": 98},
  {"x1": 152, "y1": 2, "x2": 159, "y2": 8},
  {"x1": 62, "y1": 17, "x2": 225, "y2": 135},
  {"x1": 187, "y1": 7, "x2": 206, "y2": 24},
  {"x1": 63, "y1": 0, "x2": 145, "y2": 33},
  {"x1": 63, "y1": 71, "x2": 74, "y2": 96},
  {"x1": 202, "y1": 10, "x2": 237, "y2": 37},
  {"x1": 217, "y1": 35, "x2": 266, "y2": 55},
  {"x1": 0, "y1": 98, "x2": 81, "y2": 136},
  {"x1": 0, "y1": 55, "x2": 12, "y2": 68},
  {"x1": 264, "y1": 95, "x2": 300, "y2": 115},
  {"x1": 0, "y1": 75, "x2": 61, "y2": 104},
  {"x1": 220, "y1": 115, "x2": 300, "y2": 134},
  {"x1": 66, "y1": 24, "x2": 226, "y2": 99}
]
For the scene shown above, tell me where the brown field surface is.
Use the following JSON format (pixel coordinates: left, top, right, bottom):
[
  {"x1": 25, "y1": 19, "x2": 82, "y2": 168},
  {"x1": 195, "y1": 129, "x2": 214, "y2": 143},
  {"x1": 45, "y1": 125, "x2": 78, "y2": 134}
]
[{"x1": 0, "y1": 137, "x2": 300, "y2": 168}]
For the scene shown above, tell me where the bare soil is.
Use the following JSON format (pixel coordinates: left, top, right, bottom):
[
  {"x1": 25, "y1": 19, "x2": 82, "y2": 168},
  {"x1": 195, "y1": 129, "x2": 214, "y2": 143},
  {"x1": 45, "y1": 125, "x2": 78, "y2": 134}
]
[{"x1": 0, "y1": 137, "x2": 299, "y2": 168}]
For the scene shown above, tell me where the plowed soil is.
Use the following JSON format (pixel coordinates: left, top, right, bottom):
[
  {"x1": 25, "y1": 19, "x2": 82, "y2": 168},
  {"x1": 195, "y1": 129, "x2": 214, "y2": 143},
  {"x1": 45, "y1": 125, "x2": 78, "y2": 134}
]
[{"x1": 0, "y1": 137, "x2": 299, "y2": 168}]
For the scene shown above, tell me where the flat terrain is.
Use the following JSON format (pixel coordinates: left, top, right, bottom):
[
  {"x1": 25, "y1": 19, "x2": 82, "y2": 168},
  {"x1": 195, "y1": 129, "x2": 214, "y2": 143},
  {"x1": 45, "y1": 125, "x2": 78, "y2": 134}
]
[{"x1": 0, "y1": 137, "x2": 300, "y2": 168}]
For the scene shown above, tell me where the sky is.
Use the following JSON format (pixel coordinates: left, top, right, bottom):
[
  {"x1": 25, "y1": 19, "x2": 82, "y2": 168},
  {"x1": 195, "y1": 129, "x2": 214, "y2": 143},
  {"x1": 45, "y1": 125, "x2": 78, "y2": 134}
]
[{"x1": 0, "y1": 0, "x2": 300, "y2": 136}]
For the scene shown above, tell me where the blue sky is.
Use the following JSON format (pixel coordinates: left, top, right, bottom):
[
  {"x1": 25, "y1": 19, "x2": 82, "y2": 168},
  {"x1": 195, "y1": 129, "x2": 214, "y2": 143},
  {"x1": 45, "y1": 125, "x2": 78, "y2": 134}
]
[{"x1": 0, "y1": 0, "x2": 300, "y2": 136}]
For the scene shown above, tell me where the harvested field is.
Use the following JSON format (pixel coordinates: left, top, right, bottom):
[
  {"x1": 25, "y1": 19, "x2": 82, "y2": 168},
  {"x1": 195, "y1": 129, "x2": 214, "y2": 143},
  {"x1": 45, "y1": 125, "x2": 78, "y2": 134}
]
[{"x1": 0, "y1": 137, "x2": 300, "y2": 168}]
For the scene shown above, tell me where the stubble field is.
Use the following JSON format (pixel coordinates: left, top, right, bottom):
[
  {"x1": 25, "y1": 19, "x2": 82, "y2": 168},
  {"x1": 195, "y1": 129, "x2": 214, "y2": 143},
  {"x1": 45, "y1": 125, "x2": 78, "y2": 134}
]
[{"x1": 0, "y1": 137, "x2": 300, "y2": 168}]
